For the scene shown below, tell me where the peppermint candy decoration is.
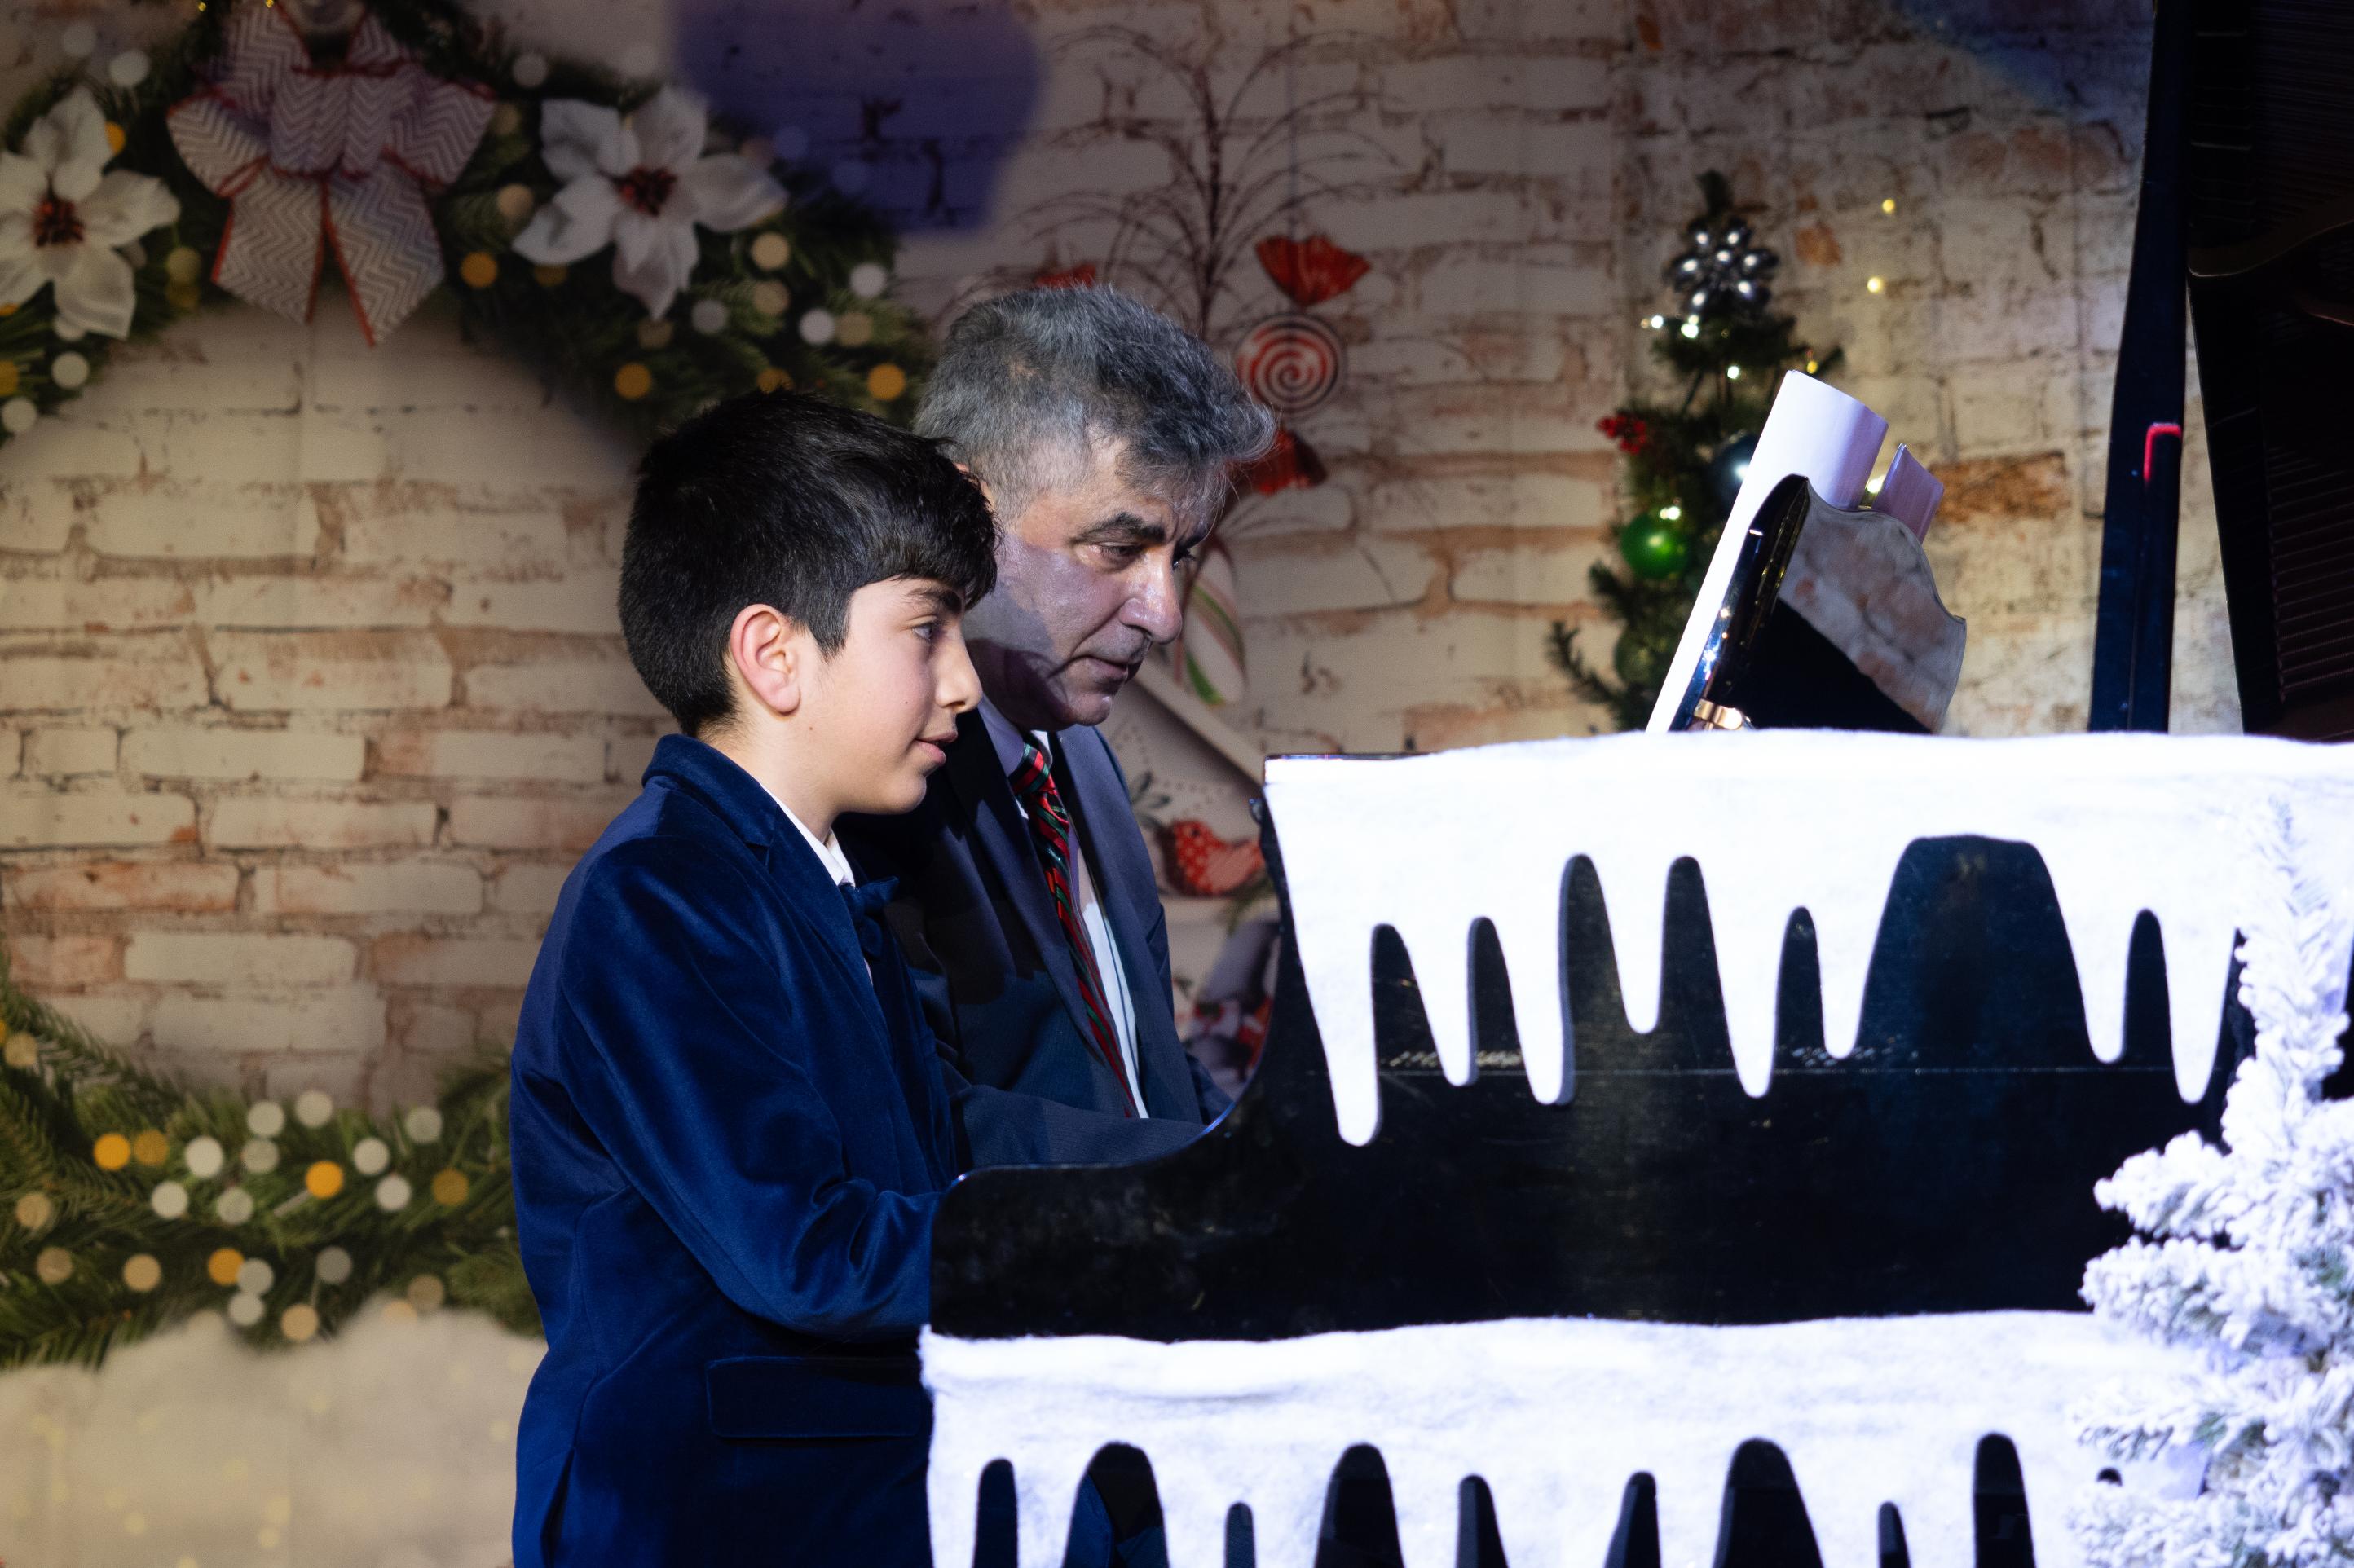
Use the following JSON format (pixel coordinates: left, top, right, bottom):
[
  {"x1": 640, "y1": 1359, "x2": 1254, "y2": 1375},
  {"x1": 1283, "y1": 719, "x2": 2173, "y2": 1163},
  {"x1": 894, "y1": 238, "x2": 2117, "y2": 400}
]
[{"x1": 1234, "y1": 311, "x2": 1343, "y2": 418}]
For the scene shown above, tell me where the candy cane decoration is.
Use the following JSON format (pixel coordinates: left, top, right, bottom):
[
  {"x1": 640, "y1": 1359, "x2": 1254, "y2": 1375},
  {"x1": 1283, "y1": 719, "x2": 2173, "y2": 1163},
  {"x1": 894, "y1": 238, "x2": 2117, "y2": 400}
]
[{"x1": 1235, "y1": 312, "x2": 1344, "y2": 418}]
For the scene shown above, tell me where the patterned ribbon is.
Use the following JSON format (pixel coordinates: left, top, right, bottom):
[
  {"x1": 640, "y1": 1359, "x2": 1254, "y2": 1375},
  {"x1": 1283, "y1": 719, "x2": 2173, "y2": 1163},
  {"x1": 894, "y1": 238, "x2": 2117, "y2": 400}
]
[
  {"x1": 166, "y1": 2, "x2": 493, "y2": 346},
  {"x1": 1010, "y1": 741, "x2": 1137, "y2": 1116}
]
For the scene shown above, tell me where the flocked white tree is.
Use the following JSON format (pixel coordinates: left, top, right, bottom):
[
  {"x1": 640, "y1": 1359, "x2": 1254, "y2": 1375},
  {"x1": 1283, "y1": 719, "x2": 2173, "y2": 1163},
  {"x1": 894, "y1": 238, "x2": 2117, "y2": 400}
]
[{"x1": 2076, "y1": 804, "x2": 2354, "y2": 1568}]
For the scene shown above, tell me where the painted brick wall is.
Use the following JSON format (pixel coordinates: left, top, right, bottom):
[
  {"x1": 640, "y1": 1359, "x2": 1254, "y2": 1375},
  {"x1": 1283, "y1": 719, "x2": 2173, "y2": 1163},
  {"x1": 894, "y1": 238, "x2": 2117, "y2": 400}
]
[
  {"x1": 1, "y1": 0, "x2": 2229, "y2": 1105},
  {"x1": 0, "y1": 286, "x2": 655, "y2": 1103}
]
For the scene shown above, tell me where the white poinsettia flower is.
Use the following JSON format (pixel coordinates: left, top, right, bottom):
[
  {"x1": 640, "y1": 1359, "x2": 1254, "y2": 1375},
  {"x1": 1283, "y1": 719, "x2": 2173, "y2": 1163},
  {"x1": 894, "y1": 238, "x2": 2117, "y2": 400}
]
[
  {"x1": 0, "y1": 88, "x2": 181, "y2": 340},
  {"x1": 514, "y1": 88, "x2": 787, "y2": 320}
]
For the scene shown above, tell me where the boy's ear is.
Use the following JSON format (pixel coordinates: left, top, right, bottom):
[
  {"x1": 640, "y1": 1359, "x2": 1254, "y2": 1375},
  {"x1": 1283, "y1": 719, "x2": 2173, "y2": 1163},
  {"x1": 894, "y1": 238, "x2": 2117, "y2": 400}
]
[{"x1": 725, "y1": 602, "x2": 808, "y2": 720}]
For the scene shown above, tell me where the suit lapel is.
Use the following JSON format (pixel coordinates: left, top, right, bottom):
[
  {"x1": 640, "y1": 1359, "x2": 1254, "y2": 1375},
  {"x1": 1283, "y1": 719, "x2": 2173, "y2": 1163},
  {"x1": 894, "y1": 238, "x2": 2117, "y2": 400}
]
[
  {"x1": 1059, "y1": 726, "x2": 1196, "y2": 1121},
  {"x1": 945, "y1": 710, "x2": 1107, "y2": 1065}
]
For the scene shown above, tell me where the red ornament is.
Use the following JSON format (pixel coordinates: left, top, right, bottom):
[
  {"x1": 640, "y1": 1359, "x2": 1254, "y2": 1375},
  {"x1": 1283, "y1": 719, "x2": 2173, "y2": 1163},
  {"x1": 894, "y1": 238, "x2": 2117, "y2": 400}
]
[
  {"x1": 1163, "y1": 820, "x2": 1266, "y2": 898},
  {"x1": 1597, "y1": 412, "x2": 1651, "y2": 454},
  {"x1": 1034, "y1": 262, "x2": 1098, "y2": 288},
  {"x1": 1254, "y1": 235, "x2": 1370, "y2": 307},
  {"x1": 1236, "y1": 425, "x2": 1326, "y2": 495}
]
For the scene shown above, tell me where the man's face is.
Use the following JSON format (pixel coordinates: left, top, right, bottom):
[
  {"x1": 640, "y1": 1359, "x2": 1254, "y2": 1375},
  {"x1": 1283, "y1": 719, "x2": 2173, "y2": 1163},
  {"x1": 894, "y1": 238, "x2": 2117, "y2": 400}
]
[
  {"x1": 800, "y1": 576, "x2": 981, "y2": 816},
  {"x1": 963, "y1": 435, "x2": 1203, "y2": 731}
]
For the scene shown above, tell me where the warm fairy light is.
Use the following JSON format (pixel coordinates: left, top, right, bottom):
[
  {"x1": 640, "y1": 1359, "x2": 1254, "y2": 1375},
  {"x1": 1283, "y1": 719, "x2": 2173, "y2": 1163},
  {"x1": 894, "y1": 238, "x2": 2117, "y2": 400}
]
[
  {"x1": 1805, "y1": 359, "x2": 1819, "y2": 373},
  {"x1": 1867, "y1": 474, "x2": 1885, "y2": 495},
  {"x1": 1726, "y1": 364, "x2": 1742, "y2": 380},
  {"x1": 1881, "y1": 198, "x2": 1897, "y2": 214},
  {"x1": 1866, "y1": 276, "x2": 1886, "y2": 294},
  {"x1": 1660, "y1": 505, "x2": 1683, "y2": 522},
  {"x1": 1680, "y1": 317, "x2": 1700, "y2": 339}
]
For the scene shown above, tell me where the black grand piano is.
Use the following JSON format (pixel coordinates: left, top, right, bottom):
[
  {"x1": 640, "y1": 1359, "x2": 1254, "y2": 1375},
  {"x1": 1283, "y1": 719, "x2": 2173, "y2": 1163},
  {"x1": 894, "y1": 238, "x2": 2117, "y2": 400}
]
[{"x1": 928, "y1": 5, "x2": 2354, "y2": 1564}]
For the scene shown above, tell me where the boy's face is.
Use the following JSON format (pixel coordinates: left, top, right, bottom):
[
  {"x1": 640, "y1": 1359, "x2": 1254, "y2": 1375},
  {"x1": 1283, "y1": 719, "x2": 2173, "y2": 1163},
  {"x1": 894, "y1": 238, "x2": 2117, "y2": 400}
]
[{"x1": 799, "y1": 576, "x2": 981, "y2": 815}]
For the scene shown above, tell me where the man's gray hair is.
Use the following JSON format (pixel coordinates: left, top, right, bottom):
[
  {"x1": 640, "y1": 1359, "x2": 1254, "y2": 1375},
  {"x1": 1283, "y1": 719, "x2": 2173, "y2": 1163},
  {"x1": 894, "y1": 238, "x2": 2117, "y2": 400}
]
[{"x1": 916, "y1": 286, "x2": 1276, "y2": 530}]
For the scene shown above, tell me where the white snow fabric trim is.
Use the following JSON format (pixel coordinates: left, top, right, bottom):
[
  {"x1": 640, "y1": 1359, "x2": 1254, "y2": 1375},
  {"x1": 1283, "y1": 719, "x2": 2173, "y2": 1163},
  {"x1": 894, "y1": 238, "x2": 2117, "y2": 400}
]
[
  {"x1": 924, "y1": 1312, "x2": 2189, "y2": 1568},
  {"x1": 1263, "y1": 732, "x2": 2354, "y2": 1147}
]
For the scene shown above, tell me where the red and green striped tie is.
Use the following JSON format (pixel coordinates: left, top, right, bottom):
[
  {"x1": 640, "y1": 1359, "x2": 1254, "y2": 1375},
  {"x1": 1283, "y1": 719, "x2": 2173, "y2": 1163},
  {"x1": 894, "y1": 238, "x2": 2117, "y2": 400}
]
[{"x1": 1010, "y1": 740, "x2": 1137, "y2": 1116}]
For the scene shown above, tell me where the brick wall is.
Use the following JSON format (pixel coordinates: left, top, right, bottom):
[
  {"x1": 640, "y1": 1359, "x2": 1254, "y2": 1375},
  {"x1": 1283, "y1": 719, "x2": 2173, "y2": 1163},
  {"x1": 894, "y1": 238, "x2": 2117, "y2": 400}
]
[
  {"x1": 0, "y1": 292, "x2": 657, "y2": 1103},
  {"x1": 2, "y1": 0, "x2": 2228, "y2": 1101}
]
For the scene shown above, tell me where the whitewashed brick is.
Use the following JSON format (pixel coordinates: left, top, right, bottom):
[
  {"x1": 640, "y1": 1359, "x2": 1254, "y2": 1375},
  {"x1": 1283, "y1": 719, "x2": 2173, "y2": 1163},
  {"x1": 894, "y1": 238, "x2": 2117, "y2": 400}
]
[
  {"x1": 126, "y1": 727, "x2": 368, "y2": 782},
  {"x1": 340, "y1": 498, "x2": 571, "y2": 570},
  {"x1": 463, "y1": 655, "x2": 666, "y2": 716},
  {"x1": 151, "y1": 986, "x2": 388, "y2": 1055},
  {"x1": 488, "y1": 862, "x2": 575, "y2": 918},
  {"x1": 206, "y1": 797, "x2": 439, "y2": 850},
  {"x1": 25, "y1": 727, "x2": 118, "y2": 776},
  {"x1": 3, "y1": 861, "x2": 240, "y2": 912},
  {"x1": 442, "y1": 575, "x2": 623, "y2": 635},
  {"x1": 447, "y1": 795, "x2": 627, "y2": 852},
  {"x1": 124, "y1": 932, "x2": 356, "y2": 987},
  {"x1": 1, "y1": 790, "x2": 196, "y2": 848},
  {"x1": 0, "y1": 579, "x2": 194, "y2": 632},
  {"x1": 377, "y1": 729, "x2": 606, "y2": 782},
  {"x1": 196, "y1": 574, "x2": 444, "y2": 629},
  {"x1": 372, "y1": 934, "x2": 541, "y2": 989},
  {"x1": 255, "y1": 861, "x2": 483, "y2": 917},
  {"x1": 0, "y1": 728, "x2": 18, "y2": 777},
  {"x1": 85, "y1": 485, "x2": 324, "y2": 559},
  {"x1": 2, "y1": 411, "x2": 146, "y2": 480},
  {"x1": 210, "y1": 630, "x2": 453, "y2": 711},
  {"x1": 0, "y1": 487, "x2": 70, "y2": 553},
  {"x1": 0, "y1": 632, "x2": 210, "y2": 711}
]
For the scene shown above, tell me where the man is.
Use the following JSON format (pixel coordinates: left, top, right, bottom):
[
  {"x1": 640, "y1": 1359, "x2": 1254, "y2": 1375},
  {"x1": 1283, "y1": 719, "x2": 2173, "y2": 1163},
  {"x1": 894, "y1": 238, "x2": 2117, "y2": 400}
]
[{"x1": 843, "y1": 284, "x2": 1274, "y2": 1167}]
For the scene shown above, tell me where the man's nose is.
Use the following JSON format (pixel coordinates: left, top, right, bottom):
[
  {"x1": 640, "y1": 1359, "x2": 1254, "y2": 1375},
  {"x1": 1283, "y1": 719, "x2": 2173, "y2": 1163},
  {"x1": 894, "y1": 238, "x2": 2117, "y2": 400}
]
[
  {"x1": 937, "y1": 627, "x2": 982, "y2": 714},
  {"x1": 1124, "y1": 555, "x2": 1186, "y2": 645}
]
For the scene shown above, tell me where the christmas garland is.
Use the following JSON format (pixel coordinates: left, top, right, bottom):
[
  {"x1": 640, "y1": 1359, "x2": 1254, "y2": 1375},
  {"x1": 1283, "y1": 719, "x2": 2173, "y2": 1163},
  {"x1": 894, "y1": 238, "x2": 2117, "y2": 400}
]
[
  {"x1": 0, "y1": 0, "x2": 926, "y2": 449},
  {"x1": 0, "y1": 944, "x2": 531, "y2": 1369},
  {"x1": 0, "y1": 0, "x2": 937, "y2": 1369}
]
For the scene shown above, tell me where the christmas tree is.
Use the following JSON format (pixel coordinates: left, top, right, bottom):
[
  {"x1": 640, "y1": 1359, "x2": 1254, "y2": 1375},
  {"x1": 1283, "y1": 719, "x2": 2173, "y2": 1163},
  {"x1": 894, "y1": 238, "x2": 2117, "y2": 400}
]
[
  {"x1": 1550, "y1": 173, "x2": 1840, "y2": 731},
  {"x1": 2074, "y1": 808, "x2": 2354, "y2": 1566}
]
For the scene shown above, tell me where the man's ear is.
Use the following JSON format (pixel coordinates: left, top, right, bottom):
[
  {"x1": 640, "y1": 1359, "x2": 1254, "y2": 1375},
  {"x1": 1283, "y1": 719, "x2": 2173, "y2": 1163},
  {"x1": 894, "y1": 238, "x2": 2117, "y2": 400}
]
[{"x1": 726, "y1": 603, "x2": 808, "y2": 720}]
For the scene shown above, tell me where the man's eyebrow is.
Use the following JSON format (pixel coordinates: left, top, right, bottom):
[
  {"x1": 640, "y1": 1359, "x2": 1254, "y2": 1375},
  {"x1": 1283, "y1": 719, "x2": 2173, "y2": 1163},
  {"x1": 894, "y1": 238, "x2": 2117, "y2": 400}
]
[
  {"x1": 906, "y1": 582, "x2": 963, "y2": 614},
  {"x1": 1072, "y1": 511, "x2": 1168, "y2": 546}
]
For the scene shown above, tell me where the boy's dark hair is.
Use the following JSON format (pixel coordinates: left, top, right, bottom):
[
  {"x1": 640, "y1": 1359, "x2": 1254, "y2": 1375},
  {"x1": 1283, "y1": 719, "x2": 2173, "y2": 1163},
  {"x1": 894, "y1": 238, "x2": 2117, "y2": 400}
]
[{"x1": 620, "y1": 392, "x2": 998, "y2": 736}]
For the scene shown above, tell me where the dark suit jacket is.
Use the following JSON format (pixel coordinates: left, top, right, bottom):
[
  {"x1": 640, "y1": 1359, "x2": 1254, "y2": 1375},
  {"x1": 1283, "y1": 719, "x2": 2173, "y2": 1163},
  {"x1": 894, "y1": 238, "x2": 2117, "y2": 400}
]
[
  {"x1": 509, "y1": 735, "x2": 958, "y2": 1568},
  {"x1": 841, "y1": 704, "x2": 1230, "y2": 1166}
]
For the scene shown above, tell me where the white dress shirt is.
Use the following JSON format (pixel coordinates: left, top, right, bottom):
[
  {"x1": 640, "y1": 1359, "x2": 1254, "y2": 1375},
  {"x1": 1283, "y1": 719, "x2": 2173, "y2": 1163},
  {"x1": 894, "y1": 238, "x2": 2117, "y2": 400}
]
[{"x1": 767, "y1": 790, "x2": 856, "y2": 888}]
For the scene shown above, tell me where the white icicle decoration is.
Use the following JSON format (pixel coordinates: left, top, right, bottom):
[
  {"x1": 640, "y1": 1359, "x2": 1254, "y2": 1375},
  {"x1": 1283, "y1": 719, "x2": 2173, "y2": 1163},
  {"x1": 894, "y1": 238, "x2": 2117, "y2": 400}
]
[{"x1": 1263, "y1": 733, "x2": 2354, "y2": 1147}]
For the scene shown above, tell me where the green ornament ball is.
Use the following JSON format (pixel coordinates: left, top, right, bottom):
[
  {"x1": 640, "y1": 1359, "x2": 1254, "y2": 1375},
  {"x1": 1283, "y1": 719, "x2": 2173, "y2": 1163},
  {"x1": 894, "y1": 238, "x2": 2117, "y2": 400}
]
[{"x1": 1619, "y1": 511, "x2": 1690, "y2": 581}]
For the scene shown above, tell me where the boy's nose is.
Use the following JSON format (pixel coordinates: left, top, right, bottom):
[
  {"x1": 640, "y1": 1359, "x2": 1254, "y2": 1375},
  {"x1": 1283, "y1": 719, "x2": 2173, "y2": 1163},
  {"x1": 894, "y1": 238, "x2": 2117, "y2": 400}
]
[{"x1": 937, "y1": 628, "x2": 982, "y2": 714}]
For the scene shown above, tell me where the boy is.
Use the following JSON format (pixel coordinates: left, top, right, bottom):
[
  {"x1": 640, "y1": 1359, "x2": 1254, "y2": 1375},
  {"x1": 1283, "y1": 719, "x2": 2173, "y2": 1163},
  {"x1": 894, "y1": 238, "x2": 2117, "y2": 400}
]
[{"x1": 507, "y1": 392, "x2": 994, "y2": 1567}]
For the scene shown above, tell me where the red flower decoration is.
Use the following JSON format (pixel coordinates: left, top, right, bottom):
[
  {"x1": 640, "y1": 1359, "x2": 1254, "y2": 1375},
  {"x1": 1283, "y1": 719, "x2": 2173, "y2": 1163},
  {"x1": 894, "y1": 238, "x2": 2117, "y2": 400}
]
[
  {"x1": 1034, "y1": 262, "x2": 1098, "y2": 288},
  {"x1": 1163, "y1": 820, "x2": 1265, "y2": 898},
  {"x1": 1598, "y1": 413, "x2": 1651, "y2": 455},
  {"x1": 1254, "y1": 235, "x2": 1369, "y2": 308},
  {"x1": 1235, "y1": 425, "x2": 1326, "y2": 495}
]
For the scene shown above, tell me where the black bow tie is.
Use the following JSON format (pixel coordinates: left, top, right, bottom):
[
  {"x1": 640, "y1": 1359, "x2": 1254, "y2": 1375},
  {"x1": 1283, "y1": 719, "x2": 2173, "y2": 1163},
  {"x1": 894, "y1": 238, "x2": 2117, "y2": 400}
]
[{"x1": 838, "y1": 879, "x2": 899, "y2": 963}]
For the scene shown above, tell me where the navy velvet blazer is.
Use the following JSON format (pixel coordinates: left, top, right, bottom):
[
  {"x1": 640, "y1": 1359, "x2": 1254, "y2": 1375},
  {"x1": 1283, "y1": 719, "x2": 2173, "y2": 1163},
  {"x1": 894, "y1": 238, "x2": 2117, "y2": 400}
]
[
  {"x1": 509, "y1": 735, "x2": 959, "y2": 1568},
  {"x1": 840, "y1": 705, "x2": 1228, "y2": 1167}
]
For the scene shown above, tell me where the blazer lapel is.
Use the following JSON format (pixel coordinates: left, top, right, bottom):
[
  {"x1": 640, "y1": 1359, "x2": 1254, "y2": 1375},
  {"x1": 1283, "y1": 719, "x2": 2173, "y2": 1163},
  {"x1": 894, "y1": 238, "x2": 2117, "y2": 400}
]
[
  {"x1": 1060, "y1": 725, "x2": 1197, "y2": 1121},
  {"x1": 945, "y1": 710, "x2": 1106, "y2": 1063}
]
